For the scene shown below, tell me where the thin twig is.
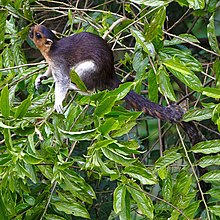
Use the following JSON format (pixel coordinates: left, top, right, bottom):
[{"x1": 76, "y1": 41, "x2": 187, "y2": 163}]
[{"x1": 163, "y1": 30, "x2": 220, "y2": 57}]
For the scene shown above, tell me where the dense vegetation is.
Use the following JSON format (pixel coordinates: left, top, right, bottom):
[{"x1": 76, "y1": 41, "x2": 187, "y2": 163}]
[{"x1": 0, "y1": 0, "x2": 220, "y2": 219}]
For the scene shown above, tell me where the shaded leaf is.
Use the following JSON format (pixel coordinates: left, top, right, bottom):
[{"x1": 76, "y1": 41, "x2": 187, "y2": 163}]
[{"x1": 14, "y1": 95, "x2": 32, "y2": 118}]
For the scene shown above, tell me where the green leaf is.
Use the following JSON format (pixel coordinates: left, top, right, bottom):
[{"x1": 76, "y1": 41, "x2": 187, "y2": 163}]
[
  {"x1": 130, "y1": 0, "x2": 166, "y2": 7},
  {"x1": 145, "y1": 7, "x2": 166, "y2": 42},
  {"x1": 187, "y1": 0, "x2": 205, "y2": 9},
  {"x1": 59, "y1": 128, "x2": 96, "y2": 140},
  {"x1": 70, "y1": 68, "x2": 87, "y2": 92},
  {"x1": 164, "y1": 34, "x2": 199, "y2": 46},
  {"x1": 23, "y1": 154, "x2": 43, "y2": 165},
  {"x1": 183, "y1": 108, "x2": 213, "y2": 122},
  {"x1": 95, "y1": 95, "x2": 117, "y2": 117},
  {"x1": 127, "y1": 183, "x2": 154, "y2": 219},
  {"x1": 14, "y1": 95, "x2": 32, "y2": 118},
  {"x1": 207, "y1": 14, "x2": 220, "y2": 53},
  {"x1": 183, "y1": 201, "x2": 200, "y2": 219},
  {"x1": 0, "y1": 121, "x2": 16, "y2": 129},
  {"x1": 1, "y1": 85, "x2": 10, "y2": 118},
  {"x1": 123, "y1": 166, "x2": 157, "y2": 185},
  {"x1": 119, "y1": 190, "x2": 131, "y2": 220},
  {"x1": 4, "y1": 128, "x2": 13, "y2": 150},
  {"x1": 0, "y1": 154, "x2": 11, "y2": 166},
  {"x1": 148, "y1": 69, "x2": 158, "y2": 103},
  {"x1": 52, "y1": 200, "x2": 90, "y2": 218},
  {"x1": 200, "y1": 170, "x2": 220, "y2": 183},
  {"x1": 167, "y1": 68, "x2": 202, "y2": 91},
  {"x1": 0, "y1": 10, "x2": 7, "y2": 49},
  {"x1": 110, "y1": 82, "x2": 133, "y2": 100},
  {"x1": 206, "y1": 188, "x2": 220, "y2": 199},
  {"x1": 98, "y1": 118, "x2": 119, "y2": 136},
  {"x1": 209, "y1": 206, "x2": 220, "y2": 217},
  {"x1": 155, "y1": 152, "x2": 182, "y2": 168},
  {"x1": 191, "y1": 140, "x2": 220, "y2": 154},
  {"x1": 45, "y1": 214, "x2": 66, "y2": 220},
  {"x1": 162, "y1": 172, "x2": 173, "y2": 201},
  {"x1": 101, "y1": 147, "x2": 136, "y2": 166},
  {"x1": 202, "y1": 87, "x2": 220, "y2": 99},
  {"x1": 198, "y1": 155, "x2": 220, "y2": 168},
  {"x1": 113, "y1": 184, "x2": 126, "y2": 214},
  {"x1": 156, "y1": 66, "x2": 176, "y2": 101},
  {"x1": 131, "y1": 29, "x2": 155, "y2": 58},
  {"x1": 163, "y1": 59, "x2": 192, "y2": 76}
]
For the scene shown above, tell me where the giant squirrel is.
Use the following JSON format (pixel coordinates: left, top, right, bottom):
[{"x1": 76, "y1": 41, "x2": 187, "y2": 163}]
[{"x1": 29, "y1": 25, "x2": 183, "y2": 123}]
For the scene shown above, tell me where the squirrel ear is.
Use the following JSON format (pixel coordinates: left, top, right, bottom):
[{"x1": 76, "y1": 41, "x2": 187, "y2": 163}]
[{"x1": 45, "y1": 38, "x2": 53, "y2": 47}]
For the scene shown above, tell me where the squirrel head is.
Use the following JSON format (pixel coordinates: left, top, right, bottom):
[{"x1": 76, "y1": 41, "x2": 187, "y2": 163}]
[{"x1": 29, "y1": 25, "x2": 58, "y2": 55}]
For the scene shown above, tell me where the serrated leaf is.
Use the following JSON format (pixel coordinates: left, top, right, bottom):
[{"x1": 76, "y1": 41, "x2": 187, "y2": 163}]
[
  {"x1": 198, "y1": 155, "x2": 220, "y2": 168},
  {"x1": 70, "y1": 68, "x2": 87, "y2": 92},
  {"x1": 113, "y1": 184, "x2": 126, "y2": 214},
  {"x1": 183, "y1": 108, "x2": 213, "y2": 122},
  {"x1": 95, "y1": 95, "x2": 117, "y2": 117},
  {"x1": 127, "y1": 183, "x2": 154, "y2": 219},
  {"x1": 207, "y1": 14, "x2": 220, "y2": 53},
  {"x1": 1, "y1": 85, "x2": 10, "y2": 118},
  {"x1": 200, "y1": 170, "x2": 220, "y2": 183},
  {"x1": 156, "y1": 66, "x2": 176, "y2": 101},
  {"x1": 58, "y1": 128, "x2": 96, "y2": 140},
  {"x1": 123, "y1": 166, "x2": 157, "y2": 185},
  {"x1": 14, "y1": 95, "x2": 32, "y2": 118},
  {"x1": 155, "y1": 152, "x2": 182, "y2": 168},
  {"x1": 191, "y1": 140, "x2": 220, "y2": 154},
  {"x1": 202, "y1": 87, "x2": 220, "y2": 99}
]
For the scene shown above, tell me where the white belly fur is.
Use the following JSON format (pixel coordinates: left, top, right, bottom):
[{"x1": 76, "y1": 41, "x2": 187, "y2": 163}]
[{"x1": 74, "y1": 60, "x2": 97, "y2": 78}]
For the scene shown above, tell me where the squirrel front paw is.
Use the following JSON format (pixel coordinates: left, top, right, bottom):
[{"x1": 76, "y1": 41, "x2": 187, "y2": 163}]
[{"x1": 35, "y1": 75, "x2": 48, "y2": 90}]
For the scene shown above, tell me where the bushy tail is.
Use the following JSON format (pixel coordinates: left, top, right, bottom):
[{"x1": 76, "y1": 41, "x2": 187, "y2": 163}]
[{"x1": 124, "y1": 90, "x2": 184, "y2": 123}]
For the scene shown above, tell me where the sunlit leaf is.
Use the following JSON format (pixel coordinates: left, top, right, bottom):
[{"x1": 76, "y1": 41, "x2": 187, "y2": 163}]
[
  {"x1": 183, "y1": 108, "x2": 213, "y2": 122},
  {"x1": 207, "y1": 14, "x2": 220, "y2": 53},
  {"x1": 70, "y1": 68, "x2": 87, "y2": 92},
  {"x1": 198, "y1": 155, "x2": 220, "y2": 168},
  {"x1": 1, "y1": 85, "x2": 10, "y2": 118},
  {"x1": 113, "y1": 184, "x2": 126, "y2": 214},
  {"x1": 155, "y1": 152, "x2": 182, "y2": 168},
  {"x1": 200, "y1": 170, "x2": 220, "y2": 183},
  {"x1": 202, "y1": 87, "x2": 220, "y2": 99},
  {"x1": 14, "y1": 95, "x2": 32, "y2": 118},
  {"x1": 191, "y1": 140, "x2": 220, "y2": 154},
  {"x1": 127, "y1": 183, "x2": 154, "y2": 219},
  {"x1": 123, "y1": 166, "x2": 157, "y2": 185}
]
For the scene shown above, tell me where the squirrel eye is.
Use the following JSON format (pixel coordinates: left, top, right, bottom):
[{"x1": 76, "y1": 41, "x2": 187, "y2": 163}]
[{"x1": 35, "y1": 32, "x2": 42, "y2": 39}]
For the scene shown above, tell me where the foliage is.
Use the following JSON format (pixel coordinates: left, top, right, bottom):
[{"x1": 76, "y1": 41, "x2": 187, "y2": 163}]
[{"x1": 0, "y1": 0, "x2": 220, "y2": 219}]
